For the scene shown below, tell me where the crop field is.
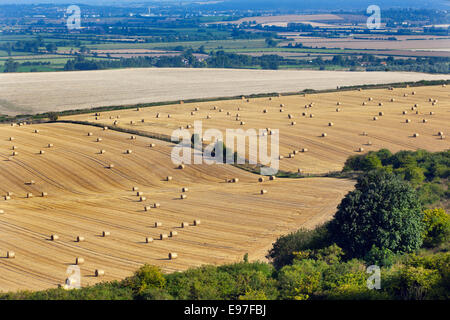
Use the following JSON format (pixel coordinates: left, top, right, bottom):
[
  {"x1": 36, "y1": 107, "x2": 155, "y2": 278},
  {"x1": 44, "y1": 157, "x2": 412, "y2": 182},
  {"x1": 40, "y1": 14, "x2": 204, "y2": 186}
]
[
  {"x1": 66, "y1": 85, "x2": 450, "y2": 174},
  {"x1": 1, "y1": 68, "x2": 449, "y2": 115},
  {"x1": 0, "y1": 122, "x2": 354, "y2": 291}
]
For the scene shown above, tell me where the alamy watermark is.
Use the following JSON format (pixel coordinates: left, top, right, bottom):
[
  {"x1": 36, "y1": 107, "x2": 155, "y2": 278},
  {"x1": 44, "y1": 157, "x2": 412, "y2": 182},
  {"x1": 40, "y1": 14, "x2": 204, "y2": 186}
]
[
  {"x1": 366, "y1": 265, "x2": 381, "y2": 290},
  {"x1": 66, "y1": 5, "x2": 81, "y2": 30},
  {"x1": 63, "y1": 265, "x2": 81, "y2": 290},
  {"x1": 367, "y1": 5, "x2": 382, "y2": 30},
  {"x1": 171, "y1": 121, "x2": 280, "y2": 176}
]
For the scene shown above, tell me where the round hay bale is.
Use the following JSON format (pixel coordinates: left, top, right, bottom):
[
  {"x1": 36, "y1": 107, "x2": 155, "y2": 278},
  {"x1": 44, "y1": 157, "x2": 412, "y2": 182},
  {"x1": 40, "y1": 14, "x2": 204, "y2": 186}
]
[
  {"x1": 76, "y1": 257, "x2": 85, "y2": 265},
  {"x1": 422, "y1": 119, "x2": 428, "y2": 123},
  {"x1": 263, "y1": 109, "x2": 268, "y2": 113},
  {"x1": 137, "y1": 191, "x2": 144, "y2": 196},
  {"x1": 139, "y1": 196, "x2": 146, "y2": 202},
  {"x1": 167, "y1": 114, "x2": 171, "y2": 118},
  {"x1": 95, "y1": 270, "x2": 105, "y2": 277},
  {"x1": 0, "y1": 209, "x2": 4, "y2": 214},
  {"x1": 76, "y1": 236, "x2": 85, "y2": 242},
  {"x1": 336, "y1": 102, "x2": 341, "y2": 106},
  {"x1": 309, "y1": 114, "x2": 314, "y2": 118},
  {"x1": 6, "y1": 192, "x2": 13, "y2": 196},
  {"x1": 368, "y1": 97, "x2": 373, "y2": 101},
  {"x1": 336, "y1": 108, "x2": 341, "y2": 112},
  {"x1": 149, "y1": 143, "x2": 156, "y2": 148},
  {"x1": 415, "y1": 111, "x2": 420, "y2": 114},
  {"x1": 27, "y1": 193, "x2": 33, "y2": 198},
  {"x1": 103, "y1": 127, "x2": 108, "y2": 131},
  {"x1": 156, "y1": 113, "x2": 160, "y2": 118},
  {"x1": 367, "y1": 141, "x2": 373, "y2": 146},
  {"x1": 438, "y1": 131, "x2": 444, "y2": 136},
  {"x1": 258, "y1": 177, "x2": 264, "y2": 182},
  {"x1": 373, "y1": 116, "x2": 378, "y2": 121},
  {"x1": 7, "y1": 251, "x2": 15, "y2": 259},
  {"x1": 87, "y1": 132, "x2": 93, "y2": 136},
  {"x1": 108, "y1": 164, "x2": 115, "y2": 169},
  {"x1": 358, "y1": 147, "x2": 364, "y2": 152},
  {"x1": 51, "y1": 234, "x2": 59, "y2": 241},
  {"x1": 160, "y1": 233, "x2": 168, "y2": 240},
  {"x1": 182, "y1": 187, "x2": 189, "y2": 193},
  {"x1": 261, "y1": 189, "x2": 268, "y2": 195},
  {"x1": 328, "y1": 122, "x2": 334, "y2": 126},
  {"x1": 146, "y1": 237, "x2": 153, "y2": 243},
  {"x1": 96, "y1": 138, "x2": 102, "y2": 142},
  {"x1": 362, "y1": 132, "x2": 368, "y2": 136},
  {"x1": 321, "y1": 133, "x2": 327, "y2": 137},
  {"x1": 291, "y1": 121, "x2": 296, "y2": 126},
  {"x1": 40, "y1": 150, "x2": 45, "y2": 155},
  {"x1": 130, "y1": 121, "x2": 135, "y2": 125},
  {"x1": 153, "y1": 203, "x2": 161, "y2": 208},
  {"x1": 132, "y1": 186, "x2": 139, "y2": 191},
  {"x1": 430, "y1": 112, "x2": 435, "y2": 115},
  {"x1": 48, "y1": 143, "x2": 54, "y2": 148},
  {"x1": 391, "y1": 98, "x2": 395, "y2": 102},
  {"x1": 41, "y1": 192, "x2": 48, "y2": 197},
  {"x1": 100, "y1": 149, "x2": 106, "y2": 154},
  {"x1": 102, "y1": 231, "x2": 110, "y2": 237},
  {"x1": 193, "y1": 220, "x2": 201, "y2": 226},
  {"x1": 440, "y1": 135, "x2": 446, "y2": 140},
  {"x1": 279, "y1": 109, "x2": 284, "y2": 112},
  {"x1": 34, "y1": 129, "x2": 40, "y2": 133},
  {"x1": 412, "y1": 91, "x2": 416, "y2": 95},
  {"x1": 403, "y1": 111, "x2": 407, "y2": 115},
  {"x1": 379, "y1": 112, "x2": 384, "y2": 116},
  {"x1": 4, "y1": 196, "x2": 10, "y2": 201},
  {"x1": 302, "y1": 148, "x2": 308, "y2": 152},
  {"x1": 170, "y1": 231, "x2": 178, "y2": 237},
  {"x1": 181, "y1": 222, "x2": 189, "y2": 228},
  {"x1": 405, "y1": 119, "x2": 411, "y2": 123},
  {"x1": 240, "y1": 121, "x2": 246, "y2": 125},
  {"x1": 144, "y1": 206, "x2": 151, "y2": 212},
  {"x1": 293, "y1": 150, "x2": 299, "y2": 155},
  {"x1": 378, "y1": 103, "x2": 383, "y2": 106},
  {"x1": 169, "y1": 253, "x2": 178, "y2": 260},
  {"x1": 288, "y1": 114, "x2": 293, "y2": 119},
  {"x1": 413, "y1": 133, "x2": 419, "y2": 138},
  {"x1": 206, "y1": 115, "x2": 212, "y2": 119},
  {"x1": 166, "y1": 176, "x2": 173, "y2": 181},
  {"x1": 9, "y1": 137, "x2": 14, "y2": 141},
  {"x1": 269, "y1": 176, "x2": 276, "y2": 181},
  {"x1": 180, "y1": 194, "x2": 187, "y2": 200},
  {"x1": 302, "y1": 112, "x2": 307, "y2": 116},
  {"x1": 232, "y1": 178, "x2": 239, "y2": 183},
  {"x1": 362, "y1": 102, "x2": 367, "y2": 106},
  {"x1": 154, "y1": 222, "x2": 162, "y2": 228},
  {"x1": 288, "y1": 153, "x2": 295, "y2": 159},
  {"x1": 195, "y1": 107, "x2": 200, "y2": 111},
  {"x1": 191, "y1": 111, "x2": 196, "y2": 116},
  {"x1": 279, "y1": 155, "x2": 284, "y2": 160},
  {"x1": 130, "y1": 135, "x2": 136, "y2": 140},
  {"x1": 12, "y1": 146, "x2": 17, "y2": 150}
]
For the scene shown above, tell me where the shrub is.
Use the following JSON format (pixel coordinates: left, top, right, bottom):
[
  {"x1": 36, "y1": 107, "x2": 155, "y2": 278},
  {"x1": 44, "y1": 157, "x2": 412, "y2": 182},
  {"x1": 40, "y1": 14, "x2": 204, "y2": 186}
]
[
  {"x1": 328, "y1": 170, "x2": 423, "y2": 258},
  {"x1": 267, "y1": 224, "x2": 331, "y2": 269},
  {"x1": 422, "y1": 208, "x2": 450, "y2": 248}
]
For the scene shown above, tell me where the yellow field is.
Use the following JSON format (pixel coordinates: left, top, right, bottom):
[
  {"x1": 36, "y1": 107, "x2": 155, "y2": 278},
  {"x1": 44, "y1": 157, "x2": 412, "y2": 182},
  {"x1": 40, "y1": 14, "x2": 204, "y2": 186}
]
[
  {"x1": 0, "y1": 122, "x2": 353, "y2": 292},
  {"x1": 66, "y1": 85, "x2": 450, "y2": 174},
  {"x1": 0, "y1": 68, "x2": 448, "y2": 115}
]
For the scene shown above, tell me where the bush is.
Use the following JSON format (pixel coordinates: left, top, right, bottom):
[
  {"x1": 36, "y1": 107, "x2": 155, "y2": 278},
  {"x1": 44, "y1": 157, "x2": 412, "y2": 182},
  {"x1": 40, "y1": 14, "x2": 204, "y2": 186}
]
[
  {"x1": 124, "y1": 264, "x2": 166, "y2": 296},
  {"x1": 267, "y1": 224, "x2": 331, "y2": 269},
  {"x1": 328, "y1": 170, "x2": 423, "y2": 258},
  {"x1": 422, "y1": 208, "x2": 450, "y2": 248}
]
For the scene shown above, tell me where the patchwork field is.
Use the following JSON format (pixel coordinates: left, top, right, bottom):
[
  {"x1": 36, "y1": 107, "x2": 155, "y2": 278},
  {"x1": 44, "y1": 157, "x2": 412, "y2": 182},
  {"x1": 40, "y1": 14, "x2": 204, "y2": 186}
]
[
  {"x1": 0, "y1": 122, "x2": 353, "y2": 292},
  {"x1": 0, "y1": 68, "x2": 449, "y2": 115},
  {"x1": 66, "y1": 85, "x2": 450, "y2": 174}
]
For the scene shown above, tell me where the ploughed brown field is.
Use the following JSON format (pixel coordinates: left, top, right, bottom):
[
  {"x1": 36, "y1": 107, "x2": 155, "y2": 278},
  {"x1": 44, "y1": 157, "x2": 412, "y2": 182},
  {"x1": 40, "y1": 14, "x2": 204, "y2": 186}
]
[
  {"x1": 0, "y1": 122, "x2": 353, "y2": 292},
  {"x1": 66, "y1": 85, "x2": 450, "y2": 174}
]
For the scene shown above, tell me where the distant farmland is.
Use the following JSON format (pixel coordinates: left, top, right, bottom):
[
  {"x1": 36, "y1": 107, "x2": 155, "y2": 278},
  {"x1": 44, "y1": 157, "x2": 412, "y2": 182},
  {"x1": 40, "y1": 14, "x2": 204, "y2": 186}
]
[{"x1": 0, "y1": 68, "x2": 449, "y2": 115}]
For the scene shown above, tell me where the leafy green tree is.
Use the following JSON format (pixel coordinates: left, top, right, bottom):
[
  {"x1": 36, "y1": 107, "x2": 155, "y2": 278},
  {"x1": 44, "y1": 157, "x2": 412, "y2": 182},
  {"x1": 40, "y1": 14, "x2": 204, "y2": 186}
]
[
  {"x1": 422, "y1": 208, "x2": 450, "y2": 248},
  {"x1": 3, "y1": 58, "x2": 19, "y2": 73},
  {"x1": 124, "y1": 264, "x2": 166, "y2": 296},
  {"x1": 328, "y1": 170, "x2": 423, "y2": 258}
]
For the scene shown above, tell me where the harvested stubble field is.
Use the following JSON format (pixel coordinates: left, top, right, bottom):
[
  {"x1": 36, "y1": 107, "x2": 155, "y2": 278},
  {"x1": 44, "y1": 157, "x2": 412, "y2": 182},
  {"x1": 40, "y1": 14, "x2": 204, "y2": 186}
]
[
  {"x1": 66, "y1": 85, "x2": 450, "y2": 174},
  {"x1": 0, "y1": 122, "x2": 353, "y2": 291},
  {"x1": 0, "y1": 68, "x2": 449, "y2": 115}
]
